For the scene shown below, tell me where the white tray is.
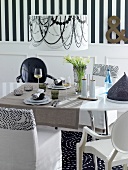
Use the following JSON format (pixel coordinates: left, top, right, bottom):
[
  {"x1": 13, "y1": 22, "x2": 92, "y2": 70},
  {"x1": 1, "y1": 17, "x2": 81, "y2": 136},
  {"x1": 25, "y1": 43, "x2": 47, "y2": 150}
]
[{"x1": 78, "y1": 95, "x2": 98, "y2": 101}]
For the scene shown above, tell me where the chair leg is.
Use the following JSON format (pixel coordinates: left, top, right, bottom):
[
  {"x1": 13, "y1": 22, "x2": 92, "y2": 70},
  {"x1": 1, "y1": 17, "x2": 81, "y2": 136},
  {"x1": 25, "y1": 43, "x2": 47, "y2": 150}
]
[
  {"x1": 76, "y1": 143, "x2": 83, "y2": 170},
  {"x1": 105, "y1": 162, "x2": 108, "y2": 170},
  {"x1": 123, "y1": 164, "x2": 127, "y2": 170},
  {"x1": 105, "y1": 162, "x2": 112, "y2": 170},
  {"x1": 93, "y1": 155, "x2": 98, "y2": 170}
]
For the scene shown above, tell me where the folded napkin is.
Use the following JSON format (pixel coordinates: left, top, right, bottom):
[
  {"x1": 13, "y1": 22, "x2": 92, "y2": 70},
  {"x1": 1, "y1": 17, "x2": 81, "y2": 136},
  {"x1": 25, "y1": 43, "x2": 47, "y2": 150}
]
[{"x1": 32, "y1": 89, "x2": 45, "y2": 100}]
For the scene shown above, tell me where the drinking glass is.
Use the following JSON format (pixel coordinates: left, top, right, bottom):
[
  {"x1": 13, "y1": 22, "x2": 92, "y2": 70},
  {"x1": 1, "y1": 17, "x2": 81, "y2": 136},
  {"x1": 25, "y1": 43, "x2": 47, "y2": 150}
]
[
  {"x1": 34, "y1": 68, "x2": 42, "y2": 84},
  {"x1": 62, "y1": 76, "x2": 71, "y2": 100}
]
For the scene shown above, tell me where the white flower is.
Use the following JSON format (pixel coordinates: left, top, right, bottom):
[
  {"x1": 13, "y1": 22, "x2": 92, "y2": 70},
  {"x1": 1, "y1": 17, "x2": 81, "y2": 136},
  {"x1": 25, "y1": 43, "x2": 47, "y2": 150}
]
[{"x1": 64, "y1": 55, "x2": 90, "y2": 68}]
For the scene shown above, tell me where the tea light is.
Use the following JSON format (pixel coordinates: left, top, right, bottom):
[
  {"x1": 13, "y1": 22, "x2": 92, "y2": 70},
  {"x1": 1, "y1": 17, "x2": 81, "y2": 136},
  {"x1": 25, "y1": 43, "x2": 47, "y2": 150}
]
[
  {"x1": 14, "y1": 89, "x2": 23, "y2": 96},
  {"x1": 24, "y1": 85, "x2": 33, "y2": 91}
]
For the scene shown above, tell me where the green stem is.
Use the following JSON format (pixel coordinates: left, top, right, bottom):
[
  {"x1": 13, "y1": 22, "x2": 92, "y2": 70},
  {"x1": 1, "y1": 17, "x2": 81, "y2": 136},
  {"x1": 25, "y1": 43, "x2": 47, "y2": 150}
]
[{"x1": 75, "y1": 67, "x2": 85, "y2": 92}]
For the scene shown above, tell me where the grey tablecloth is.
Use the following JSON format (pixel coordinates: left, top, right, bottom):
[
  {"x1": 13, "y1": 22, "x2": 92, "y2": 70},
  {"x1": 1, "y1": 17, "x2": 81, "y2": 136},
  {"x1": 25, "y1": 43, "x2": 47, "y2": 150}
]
[{"x1": 0, "y1": 84, "x2": 82, "y2": 129}]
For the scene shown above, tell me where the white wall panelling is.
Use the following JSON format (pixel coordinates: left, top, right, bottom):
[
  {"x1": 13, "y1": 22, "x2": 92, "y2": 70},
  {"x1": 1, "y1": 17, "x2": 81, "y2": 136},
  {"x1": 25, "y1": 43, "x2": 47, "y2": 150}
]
[
  {"x1": 71, "y1": 0, "x2": 75, "y2": 15},
  {"x1": 8, "y1": 0, "x2": 13, "y2": 41},
  {"x1": 31, "y1": 0, "x2": 35, "y2": 15},
  {"x1": 0, "y1": 42, "x2": 128, "y2": 83},
  {"x1": 0, "y1": 82, "x2": 23, "y2": 98},
  {"x1": 112, "y1": 0, "x2": 117, "y2": 40},
  {"x1": 87, "y1": 0, "x2": 91, "y2": 44},
  {"x1": 47, "y1": 0, "x2": 51, "y2": 15},
  {"x1": 23, "y1": 0, "x2": 28, "y2": 42},
  {"x1": 103, "y1": 0, "x2": 108, "y2": 44},
  {"x1": 55, "y1": 0, "x2": 59, "y2": 14},
  {"x1": 39, "y1": 0, "x2": 43, "y2": 14},
  {"x1": 120, "y1": 0, "x2": 125, "y2": 44},
  {"x1": 1, "y1": 0, "x2": 5, "y2": 41},
  {"x1": 0, "y1": 42, "x2": 128, "y2": 98},
  {"x1": 16, "y1": 0, "x2": 20, "y2": 42},
  {"x1": 79, "y1": 0, "x2": 83, "y2": 15},
  {"x1": 0, "y1": 52, "x2": 28, "y2": 83},
  {"x1": 0, "y1": 0, "x2": 128, "y2": 96},
  {"x1": 62, "y1": 0, "x2": 67, "y2": 15},
  {"x1": 95, "y1": 0, "x2": 99, "y2": 44}
]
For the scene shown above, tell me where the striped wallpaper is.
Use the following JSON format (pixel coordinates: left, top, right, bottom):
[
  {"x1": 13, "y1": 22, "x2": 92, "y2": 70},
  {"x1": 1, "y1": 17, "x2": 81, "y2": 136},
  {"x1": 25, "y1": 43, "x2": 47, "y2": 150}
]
[{"x1": 0, "y1": 0, "x2": 128, "y2": 44}]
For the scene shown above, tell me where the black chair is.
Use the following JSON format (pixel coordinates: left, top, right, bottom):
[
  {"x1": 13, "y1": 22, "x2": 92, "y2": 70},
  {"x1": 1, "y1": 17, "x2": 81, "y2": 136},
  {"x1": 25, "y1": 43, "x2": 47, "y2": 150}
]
[{"x1": 16, "y1": 57, "x2": 56, "y2": 83}]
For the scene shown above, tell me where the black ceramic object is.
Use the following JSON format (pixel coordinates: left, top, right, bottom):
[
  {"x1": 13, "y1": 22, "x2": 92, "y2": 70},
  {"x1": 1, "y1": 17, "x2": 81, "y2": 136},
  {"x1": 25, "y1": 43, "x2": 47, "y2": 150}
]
[
  {"x1": 16, "y1": 57, "x2": 57, "y2": 83},
  {"x1": 107, "y1": 72, "x2": 128, "y2": 101},
  {"x1": 33, "y1": 93, "x2": 45, "y2": 100}
]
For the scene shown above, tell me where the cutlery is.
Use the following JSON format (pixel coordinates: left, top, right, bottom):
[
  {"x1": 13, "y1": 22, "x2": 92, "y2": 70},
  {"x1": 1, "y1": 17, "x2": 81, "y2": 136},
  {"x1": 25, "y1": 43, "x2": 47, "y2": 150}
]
[
  {"x1": 51, "y1": 100, "x2": 56, "y2": 106},
  {"x1": 62, "y1": 100, "x2": 82, "y2": 108},
  {"x1": 53, "y1": 100, "x2": 60, "y2": 107}
]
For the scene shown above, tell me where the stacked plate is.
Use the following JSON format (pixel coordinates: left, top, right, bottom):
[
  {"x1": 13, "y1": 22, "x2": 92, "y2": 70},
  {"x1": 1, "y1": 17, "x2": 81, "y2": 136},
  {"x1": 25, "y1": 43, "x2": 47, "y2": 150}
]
[
  {"x1": 24, "y1": 96, "x2": 51, "y2": 105},
  {"x1": 47, "y1": 84, "x2": 71, "y2": 90}
]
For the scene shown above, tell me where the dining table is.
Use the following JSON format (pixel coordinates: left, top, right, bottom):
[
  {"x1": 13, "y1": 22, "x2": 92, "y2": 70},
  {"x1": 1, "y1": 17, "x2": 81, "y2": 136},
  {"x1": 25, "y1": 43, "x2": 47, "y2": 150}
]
[{"x1": 0, "y1": 83, "x2": 127, "y2": 135}]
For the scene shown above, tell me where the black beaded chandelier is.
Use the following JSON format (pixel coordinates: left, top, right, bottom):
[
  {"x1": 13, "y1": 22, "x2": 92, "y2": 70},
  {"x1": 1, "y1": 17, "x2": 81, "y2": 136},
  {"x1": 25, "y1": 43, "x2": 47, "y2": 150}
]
[{"x1": 29, "y1": 15, "x2": 88, "y2": 51}]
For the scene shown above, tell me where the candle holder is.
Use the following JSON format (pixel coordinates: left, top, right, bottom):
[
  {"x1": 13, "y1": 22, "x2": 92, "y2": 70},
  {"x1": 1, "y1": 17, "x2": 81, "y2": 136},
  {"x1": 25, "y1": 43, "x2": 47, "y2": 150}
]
[
  {"x1": 39, "y1": 83, "x2": 47, "y2": 91},
  {"x1": 51, "y1": 90, "x2": 59, "y2": 99}
]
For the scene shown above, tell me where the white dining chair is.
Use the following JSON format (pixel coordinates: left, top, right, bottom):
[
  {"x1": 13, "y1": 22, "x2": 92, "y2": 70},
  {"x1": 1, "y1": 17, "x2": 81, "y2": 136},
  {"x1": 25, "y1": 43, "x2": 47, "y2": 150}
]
[
  {"x1": 0, "y1": 107, "x2": 62, "y2": 170},
  {"x1": 77, "y1": 110, "x2": 128, "y2": 170}
]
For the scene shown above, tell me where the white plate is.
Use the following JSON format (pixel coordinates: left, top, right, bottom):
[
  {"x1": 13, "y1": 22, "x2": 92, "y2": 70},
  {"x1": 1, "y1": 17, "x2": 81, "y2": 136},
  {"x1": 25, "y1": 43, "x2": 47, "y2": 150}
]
[
  {"x1": 106, "y1": 97, "x2": 128, "y2": 104},
  {"x1": 47, "y1": 84, "x2": 71, "y2": 90},
  {"x1": 27, "y1": 96, "x2": 49, "y2": 103},
  {"x1": 23, "y1": 98, "x2": 52, "y2": 105}
]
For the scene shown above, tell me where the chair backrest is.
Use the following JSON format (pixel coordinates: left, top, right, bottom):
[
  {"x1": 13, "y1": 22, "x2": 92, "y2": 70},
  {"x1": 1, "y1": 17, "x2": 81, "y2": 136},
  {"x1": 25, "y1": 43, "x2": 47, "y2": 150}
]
[
  {"x1": 0, "y1": 107, "x2": 38, "y2": 170},
  {"x1": 93, "y1": 64, "x2": 119, "y2": 78},
  {"x1": 20, "y1": 57, "x2": 47, "y2": 83},
  {"x1": 92, "y1": 64, "x2": 119, "y2": 86},
  {"x1": 111, "y1": 111, "x2": 128, "y2": 153}
]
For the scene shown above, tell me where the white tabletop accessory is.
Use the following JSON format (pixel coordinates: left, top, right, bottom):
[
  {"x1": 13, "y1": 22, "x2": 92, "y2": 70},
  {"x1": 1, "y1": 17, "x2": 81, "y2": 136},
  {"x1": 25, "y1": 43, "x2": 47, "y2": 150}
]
[
  {"x1": 89, "y1": 77, "x2": 96, "y2": 99},
  {"x1": 81, "y1": 78, "x2": 87, "y2": 98}
]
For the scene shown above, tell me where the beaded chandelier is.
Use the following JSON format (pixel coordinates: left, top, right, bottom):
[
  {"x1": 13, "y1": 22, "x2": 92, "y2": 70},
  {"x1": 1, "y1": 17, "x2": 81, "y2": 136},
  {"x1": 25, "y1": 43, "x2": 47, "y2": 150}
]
[{"x1": 29, "y1": 15, "x2": 88, "y2": 51}]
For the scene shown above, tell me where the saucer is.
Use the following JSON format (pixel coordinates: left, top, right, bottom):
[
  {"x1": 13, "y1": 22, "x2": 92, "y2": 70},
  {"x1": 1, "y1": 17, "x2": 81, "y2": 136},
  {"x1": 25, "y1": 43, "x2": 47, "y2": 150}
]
[
  {"x1": 47, "y1": 84, "x2": 71, "y2": 90},
  {"x1": 26, "y1": 96, "x2": 49, "y2": 103},
  {"x1": 24, "y1": 97, "x2": 51, "y2": 105}
]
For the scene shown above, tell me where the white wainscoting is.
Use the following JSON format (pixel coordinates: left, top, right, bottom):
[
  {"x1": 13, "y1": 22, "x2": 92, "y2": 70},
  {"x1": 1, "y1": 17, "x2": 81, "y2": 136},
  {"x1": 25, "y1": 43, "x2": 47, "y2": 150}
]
[
  {"x1": 0, "y1": 53, "x2": 28, "y2": 83},
  {"x1": 0, "y1": 42, "x2": 128, "y2": 98},
  {"x1": 0, "y1": 82, "x2": 23, "y2": 98}
]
